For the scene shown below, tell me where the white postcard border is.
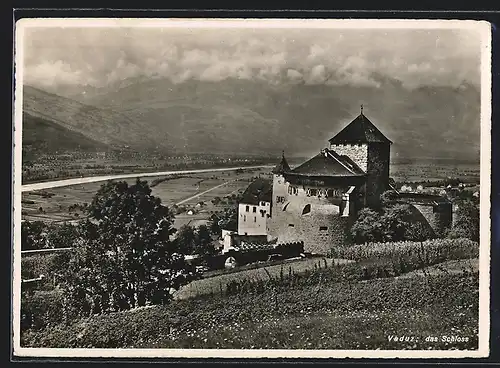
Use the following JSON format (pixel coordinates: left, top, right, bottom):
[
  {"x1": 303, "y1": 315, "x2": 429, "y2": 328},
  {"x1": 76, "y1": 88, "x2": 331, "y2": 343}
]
[{"x1": 12, "y1": 17, "x2": 492, "y2": 359}]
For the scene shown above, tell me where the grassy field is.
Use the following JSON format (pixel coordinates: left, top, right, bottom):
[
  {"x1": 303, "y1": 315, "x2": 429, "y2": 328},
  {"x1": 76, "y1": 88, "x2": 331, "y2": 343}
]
[
  {"x1": 20, "y1": 238, "x2": 480, "y2": 350},
  {"x1": 21, "y1": 264, "x2": 479, "y2": 350},
  {"x1": 173, "y1": 257, "x2": 354, "y2": 300},
  {"x1": 21, "y1": 167, "x2": 271, "y2": 229},
  {"x1": 390, "y1": 161, "x2": 480, "y2": 183}
]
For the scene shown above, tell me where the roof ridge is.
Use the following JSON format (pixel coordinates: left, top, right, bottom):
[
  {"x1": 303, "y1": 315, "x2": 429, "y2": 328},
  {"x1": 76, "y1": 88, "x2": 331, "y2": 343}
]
[
  {"x1": 324, "y1": 149, "x2": 357, "y2": 175},
  {"x1": 328, "y1": 112, "x2": 392, "y2": 144}
]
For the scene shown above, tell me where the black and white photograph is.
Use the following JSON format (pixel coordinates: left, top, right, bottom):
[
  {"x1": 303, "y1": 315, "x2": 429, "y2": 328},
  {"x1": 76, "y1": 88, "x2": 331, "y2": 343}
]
[{"x1": 12, "y1": 18, "x2": 491, "y2": 359}]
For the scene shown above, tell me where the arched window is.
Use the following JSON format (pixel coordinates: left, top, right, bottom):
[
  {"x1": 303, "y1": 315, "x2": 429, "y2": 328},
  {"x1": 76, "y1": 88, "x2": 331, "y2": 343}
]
[{"x1": 302, "y1": 204, "x2": 311, "y2": 215}]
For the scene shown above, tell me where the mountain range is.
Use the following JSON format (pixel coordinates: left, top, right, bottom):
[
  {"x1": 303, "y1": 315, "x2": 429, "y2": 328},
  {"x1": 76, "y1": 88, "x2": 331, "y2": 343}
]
[{"x1": 21, "y1": 76, "x2": 481, "y2": 161}]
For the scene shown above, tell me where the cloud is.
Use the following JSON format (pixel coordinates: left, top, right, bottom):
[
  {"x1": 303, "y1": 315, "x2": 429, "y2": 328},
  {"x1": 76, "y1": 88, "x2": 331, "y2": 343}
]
[
  {"x1": 24, "y1": 60, "x2": 91, "y2": 87},
  {"x1": 287, "y1": 69, "x2": 303, "y2": 82},
  {"x1": 21, "y1": 26, "x2": 481, "y2": 90}
]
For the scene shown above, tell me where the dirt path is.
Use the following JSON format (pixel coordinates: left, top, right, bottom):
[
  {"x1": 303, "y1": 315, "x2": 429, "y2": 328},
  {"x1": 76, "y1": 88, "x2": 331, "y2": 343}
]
[
  {"x1": 396, "y1": 258, "x2": 479, "y2": 279},
  {"x1": 175, "y1": 180, "x2": 236, "y2": 206}
]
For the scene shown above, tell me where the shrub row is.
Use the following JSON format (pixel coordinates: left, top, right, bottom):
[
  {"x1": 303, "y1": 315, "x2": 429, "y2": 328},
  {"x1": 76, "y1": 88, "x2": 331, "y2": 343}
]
[
  {"x1": 222, "y1": 239, "x2": 478, "y2": 297},
  {"x1": 331, "y1": 238, "x2": 478, "y2": 263}
]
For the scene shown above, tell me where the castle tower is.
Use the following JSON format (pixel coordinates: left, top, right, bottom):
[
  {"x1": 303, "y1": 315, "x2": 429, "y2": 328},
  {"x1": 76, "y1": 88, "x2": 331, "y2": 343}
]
[
  {"x1": 271, "y1": 151, "x2": 291, "y2": 213},
  {"x1": 267, "y1": 152, "x2": 290, "y2": 240},
  {"x1": 328, "y1": 106, "x2": 392, "y2": 208}
]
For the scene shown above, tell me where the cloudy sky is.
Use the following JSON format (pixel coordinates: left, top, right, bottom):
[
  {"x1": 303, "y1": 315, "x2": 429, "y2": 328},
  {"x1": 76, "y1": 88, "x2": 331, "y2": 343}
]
[{"x1": 21, "y1": 23, "x2": 482, "y2": 90}]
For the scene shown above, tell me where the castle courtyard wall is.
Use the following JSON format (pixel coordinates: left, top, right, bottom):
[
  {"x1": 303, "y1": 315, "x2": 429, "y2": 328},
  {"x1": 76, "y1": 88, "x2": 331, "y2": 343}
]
[{"x1": 268, "y1": 180, "x2": 357, "y2": 255}]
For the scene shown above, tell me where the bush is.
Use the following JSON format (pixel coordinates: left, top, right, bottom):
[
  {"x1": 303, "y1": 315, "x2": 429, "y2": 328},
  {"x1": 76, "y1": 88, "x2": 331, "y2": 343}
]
[
  {"x1": 21, "y1": 252, "x2": 71, "y2": 281},
  {"x1": 21, "y1": 221, "x2": 48, "y2": 250},
  {"x1": 332, "y1": 238, "x2": 478, "y2": 266},
  {"x1": 350, "y1": 208, "x2": 383, "y2": 244},
  {"x1": 21, "y1": 289, "x2": 65, "y2": 333},
  {"x1": 448, "y1": 200, "x2": 479, "y2": 242},
  {"x1": 350, "y1": 204, "x2": 434, "y2": 244}
]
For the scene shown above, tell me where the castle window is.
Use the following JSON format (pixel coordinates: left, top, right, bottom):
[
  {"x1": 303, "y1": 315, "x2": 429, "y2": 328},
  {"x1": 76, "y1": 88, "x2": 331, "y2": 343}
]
[
  {"x1": 302, "y1": 204, "x2": 311, "y2": 215},
  {"x1": 288, "y1": 224, "x2": 295, "y2": 227},
  {"x1": 253, "y1": 207, "x2": 257, "y2": 213},
  {"x1": 276, "y1": 196, "x2": 285, "y2": 203},
  {"x1": 246, "y1": 205, "x2": 249, "y2": 212},
  {"x1": 243, "y1": 215, "x2": 246, "y2": 221},
  {"x1": 254, "y1": 216, "x2": 257, "y2": 223},
  {"x1": 319, "y1": 226, "x2": 328, "y2": 231},
  {"x1": 306, "y1": 188, "x2": 317, "y2": 196}
]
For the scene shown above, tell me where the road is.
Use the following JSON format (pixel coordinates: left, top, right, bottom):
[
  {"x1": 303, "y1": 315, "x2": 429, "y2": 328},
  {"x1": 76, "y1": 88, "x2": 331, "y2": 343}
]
[
  {"x1": 175, "y1": 180, "x2": 237, "y2": 206},
  {"x1": 21, "y1": 165, "x2": 274, "y2": 192}
]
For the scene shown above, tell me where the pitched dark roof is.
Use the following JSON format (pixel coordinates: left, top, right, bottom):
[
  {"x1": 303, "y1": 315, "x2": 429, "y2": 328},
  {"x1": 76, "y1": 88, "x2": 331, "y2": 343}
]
[
  {"x1": 329, "y1": 113, "x2": 392, "y2": 144},
  {"x1": 240, "y1": 178, "x2": 272, "y2": 205},
  {"x1": 272, "y1": 153, "x2": 291, "y2": 174},
  {"x1": 289, "y1": 149, "x2": 366, "y2": 177}
]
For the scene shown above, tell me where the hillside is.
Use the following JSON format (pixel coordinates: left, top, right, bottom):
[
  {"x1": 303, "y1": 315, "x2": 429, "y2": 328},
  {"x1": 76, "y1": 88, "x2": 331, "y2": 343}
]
[
  {"x1": 22, "y1": 86, "x2": 159, "y2": 151},
  {"x1": 24, "y1": 77, "x2": 481, "y2": 161},
  {"x1": 22, "y1": 113, "x2": 110, "y2": 154}
]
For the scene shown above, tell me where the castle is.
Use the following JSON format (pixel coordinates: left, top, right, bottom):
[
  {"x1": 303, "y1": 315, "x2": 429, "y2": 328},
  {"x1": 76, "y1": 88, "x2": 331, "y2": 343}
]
[{"x1": 236, "y1": 107, "x2": 452, "y2": 255}]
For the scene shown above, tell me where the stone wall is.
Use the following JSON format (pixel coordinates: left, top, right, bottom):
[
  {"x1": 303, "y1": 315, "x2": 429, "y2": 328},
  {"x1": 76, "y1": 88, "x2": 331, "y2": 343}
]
[
  {"x1": 268, "y1": 178, "x2": 357, "y2": 255},
  {"x1": 329, "y1": 142, "x2": 390, "y2": 208},
  {"x1": 412, "y1": 202, "x2": 453, "y2": 237},
  {"x1": 330, "y1": 144, "x2": 368, "y2": 171},
  {"x1": 270, "y1": 210, "x2": 350, "y2": 255}
]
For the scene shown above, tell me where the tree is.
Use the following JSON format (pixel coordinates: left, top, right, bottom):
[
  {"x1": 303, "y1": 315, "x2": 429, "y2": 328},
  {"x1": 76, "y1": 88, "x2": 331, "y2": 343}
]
[
  {"x1": 379, "y1": 204, "x2": 415, "y2": 242},
  {"x1": 380, "y1": 189, "x2": 399, "y2": 206},
  {"x1": 21, "y1": 221, "x2": 47, "y2": 250},
  {"x1": 194, "y1": 224, "x2": 217, "y2": 258},
  {"x1": 350, "y1": 204, "x2": 434, "y2": 244},
  {"x1": 379, "y1": 204, "x2": 434, "y2": 242},
  {"x1": 209, "y1": 205, "x2": 238, "y2": 235},
  {"x1": 175, "y1": 225, "x2": 197, "y2": 255},
  {"x1": 60, "y1": 179, "x2": 199, "y2": 317},
  {"x1": 47, "y1": 222, "x2": 79, "y2": 249},
  {"x1": 449, "y1": 199, "x2": 480, "y2": 242},
  {"x1": 350, "y1": 208, "x2": 383, "y2": 244}
]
